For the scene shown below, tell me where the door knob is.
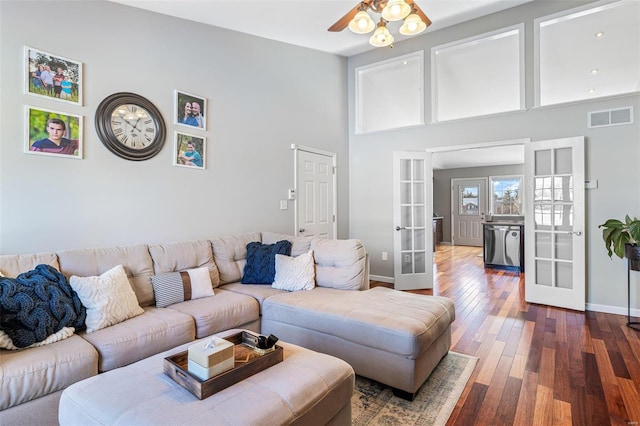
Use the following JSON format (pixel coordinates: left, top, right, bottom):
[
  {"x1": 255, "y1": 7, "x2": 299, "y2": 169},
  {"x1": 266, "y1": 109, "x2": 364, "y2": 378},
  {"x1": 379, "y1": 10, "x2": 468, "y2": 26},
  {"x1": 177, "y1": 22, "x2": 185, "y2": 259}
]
[
  {"x1": 395, "y1": 226, "x2": 406, "y2": 231},
  {"x1": 299, "y1": 228, "x2": 305, "y2": 233}
]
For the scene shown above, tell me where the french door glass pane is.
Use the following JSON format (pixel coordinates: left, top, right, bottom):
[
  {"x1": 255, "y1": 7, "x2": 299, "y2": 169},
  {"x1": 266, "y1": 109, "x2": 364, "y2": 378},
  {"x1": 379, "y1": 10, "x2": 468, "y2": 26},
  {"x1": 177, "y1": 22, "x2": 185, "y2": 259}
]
[
  {"x1": 414, "y1": 252, "x2": 426, "y2": 273},
  {"x1": 401, "y1": 229, "x2": 412, "y2": 250},
  {"x1": 535, "y1": 150, "x2": 551, "y2": 175},
  {"x1": 556, "y1": 262, "x2": 573, "y2": 289},
  {"x1": 412, "y1": 159, "x2": 424, "y2": 181},
  {"x1": 535, "y1": 232, "x2": 552, "y2": 258},
  {"x1": 555, "y1": 233, "x2": 573, "y2": 260},
  {"x1": 400, "y1": 183, "x2": 411, "y2": 204},
  {"x1": 534, "y1": 204, "x2": 552, "y2": 230},
  {"x1": 554, "y1": 148, "x2": 572, "y2": 174},
  {"x1": 536, "y1": 260, "x2": 552, "y2": 286},
  {"x1": 400, "y1": 159, "x2": 411, "y2": 181},
  {"x1": 401, "y1": 206, "x2": 411, "y2": 228}
]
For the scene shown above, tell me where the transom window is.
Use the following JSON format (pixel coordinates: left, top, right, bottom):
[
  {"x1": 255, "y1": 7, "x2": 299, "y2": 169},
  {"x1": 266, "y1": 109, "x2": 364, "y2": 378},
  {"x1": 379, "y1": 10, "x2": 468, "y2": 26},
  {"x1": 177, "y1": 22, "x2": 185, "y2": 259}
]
[{"x1": 490, "y1": 175, "x2": 523, "y2": 215}]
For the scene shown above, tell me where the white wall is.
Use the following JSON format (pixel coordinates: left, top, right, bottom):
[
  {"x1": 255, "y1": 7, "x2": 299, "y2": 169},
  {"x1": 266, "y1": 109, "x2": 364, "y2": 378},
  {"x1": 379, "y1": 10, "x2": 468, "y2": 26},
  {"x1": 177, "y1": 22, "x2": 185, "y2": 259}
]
[
  {"x1": 348, "y1": 0, "x2": 640, "y2": 312},
  {"x1": 0, "y1": 1, "x2": 349, "y2": 254}
]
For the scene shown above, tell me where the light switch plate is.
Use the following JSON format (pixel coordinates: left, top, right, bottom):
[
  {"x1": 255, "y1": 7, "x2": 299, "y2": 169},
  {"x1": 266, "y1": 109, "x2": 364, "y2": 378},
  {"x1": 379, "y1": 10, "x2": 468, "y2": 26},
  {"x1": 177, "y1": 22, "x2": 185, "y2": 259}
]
[{"x1": 280, "y1": 200, "x2": 288, "y2": 210}]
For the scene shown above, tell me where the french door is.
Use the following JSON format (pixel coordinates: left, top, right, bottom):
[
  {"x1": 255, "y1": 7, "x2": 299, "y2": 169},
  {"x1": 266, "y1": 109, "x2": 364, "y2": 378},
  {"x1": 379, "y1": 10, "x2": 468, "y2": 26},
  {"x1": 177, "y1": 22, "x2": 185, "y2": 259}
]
[
  {"x1": 524, "y1": 137, "x2": 585, "y2": 311},
  {"x1": 393, "y1": 151, "x2": 433, "y2": 290}
]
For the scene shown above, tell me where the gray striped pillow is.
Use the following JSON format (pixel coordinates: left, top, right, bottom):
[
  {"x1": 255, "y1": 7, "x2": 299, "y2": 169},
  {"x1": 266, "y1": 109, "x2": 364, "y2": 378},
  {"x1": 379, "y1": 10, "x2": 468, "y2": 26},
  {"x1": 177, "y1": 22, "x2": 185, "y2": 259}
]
[{"x1": 151, "y1": 267, "x2": 214, "y2": 308}]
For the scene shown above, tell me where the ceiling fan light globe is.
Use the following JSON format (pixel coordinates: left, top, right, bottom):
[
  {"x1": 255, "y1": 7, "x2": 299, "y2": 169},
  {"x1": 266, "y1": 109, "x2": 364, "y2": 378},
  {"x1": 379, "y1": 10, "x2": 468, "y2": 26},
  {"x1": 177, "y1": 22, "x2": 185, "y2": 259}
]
[
  {"x1": 369, "y1": 25, "x2": 394, "y2": 47},
  {"x1": 381, "y1": 0, "x2": 411, "y2": 21},
  {"x1": 348, "y1": 10, "x2": 375, "y2": 34},
  {"x1": 399, "y1": 13, "x2": 427, "y2": 35}
]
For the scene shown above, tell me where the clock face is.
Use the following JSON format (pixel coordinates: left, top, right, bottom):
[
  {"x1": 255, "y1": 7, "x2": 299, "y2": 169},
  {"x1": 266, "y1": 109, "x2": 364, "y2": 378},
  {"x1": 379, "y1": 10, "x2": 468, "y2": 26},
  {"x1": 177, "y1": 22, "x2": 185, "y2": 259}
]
[
  {"x1": 95, "y1": 92, "x2": 166, "y2": 161},
  {"x1": 110, "y1": 104, "x2": 158, "y2": 150}
]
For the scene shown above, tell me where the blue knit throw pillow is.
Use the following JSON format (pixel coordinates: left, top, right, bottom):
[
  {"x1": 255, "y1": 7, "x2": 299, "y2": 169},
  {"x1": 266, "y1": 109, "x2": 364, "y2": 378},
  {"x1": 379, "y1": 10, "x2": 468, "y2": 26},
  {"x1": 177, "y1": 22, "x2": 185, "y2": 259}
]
[{"x1": 242, "y1": 240, "x2": 292, "y2": 284}]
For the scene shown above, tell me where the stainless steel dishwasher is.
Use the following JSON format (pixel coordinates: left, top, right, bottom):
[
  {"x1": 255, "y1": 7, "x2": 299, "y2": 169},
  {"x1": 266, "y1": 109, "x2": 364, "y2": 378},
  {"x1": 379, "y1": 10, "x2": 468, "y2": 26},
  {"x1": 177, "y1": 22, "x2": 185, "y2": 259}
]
[{"x1": 483, "y1": 224, "x2": 523, "y2": 272}]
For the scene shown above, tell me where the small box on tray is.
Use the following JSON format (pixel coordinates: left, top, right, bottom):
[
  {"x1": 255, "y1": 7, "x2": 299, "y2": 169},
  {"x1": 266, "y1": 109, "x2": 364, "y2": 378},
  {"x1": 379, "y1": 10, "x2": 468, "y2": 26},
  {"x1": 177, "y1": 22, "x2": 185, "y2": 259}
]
[{"x1": 187, "y1": 336, "x2": 234, "y2": 381}]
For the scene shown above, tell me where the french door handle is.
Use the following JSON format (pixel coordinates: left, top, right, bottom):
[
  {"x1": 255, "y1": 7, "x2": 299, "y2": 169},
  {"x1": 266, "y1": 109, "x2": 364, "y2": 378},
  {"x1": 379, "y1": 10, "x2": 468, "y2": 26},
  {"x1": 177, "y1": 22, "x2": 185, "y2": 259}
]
[
  {"x1": 395, "y1": 226, "x2": 406, "y2": 231},
  {"x1": 299, "y1": 228, "x2": 305, "y2": 233},
  {"x1": 565, "y1": 231, "x2": 583, "y2": 236}
]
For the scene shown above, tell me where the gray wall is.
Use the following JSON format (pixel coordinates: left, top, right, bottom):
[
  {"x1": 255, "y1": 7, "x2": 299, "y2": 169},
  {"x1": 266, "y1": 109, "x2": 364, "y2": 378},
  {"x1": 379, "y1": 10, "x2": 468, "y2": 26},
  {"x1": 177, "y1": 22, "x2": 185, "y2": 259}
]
[
  {"x1": 0, "y1": 1, "x2": 349, "y2": 254},
  {"x1": 433, "y1": 164, "x2": 524, "y2": 242},
  {"x1": 348, "y1": 0, "x2": 640, "y2": 311}
]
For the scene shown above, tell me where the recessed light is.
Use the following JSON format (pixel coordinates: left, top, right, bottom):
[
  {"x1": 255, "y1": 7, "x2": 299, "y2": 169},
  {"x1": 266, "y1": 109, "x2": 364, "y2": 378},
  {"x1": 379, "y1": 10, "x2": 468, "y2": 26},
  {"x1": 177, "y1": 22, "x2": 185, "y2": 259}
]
[
  {"x1": 587, "y1": 88, "x2": 596, "y2": 94},
  {"x1": 594, "y1": 31, "x2": 604, "y2": 38},
  {"x1": 590, "y1": 68, "x2": 599, "y2": 74},
  {"x1": 403, "y1": 61, "x2": 408, "y2": 65}
]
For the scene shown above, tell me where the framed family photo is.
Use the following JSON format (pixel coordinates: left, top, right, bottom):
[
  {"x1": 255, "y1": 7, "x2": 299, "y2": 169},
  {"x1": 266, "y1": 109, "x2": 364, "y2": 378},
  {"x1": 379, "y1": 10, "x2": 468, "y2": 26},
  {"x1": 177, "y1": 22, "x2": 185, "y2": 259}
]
[
  {"x1": 25, "y1": 46, "x2": 82, "y2": 105},
  {"x1": 175, "y1": 90, "x2": 206, "y2": 130},
  {"x1": 174, "y1": 132, "x2": 206, "y2": 170},
  {"x1": 26, "y1": 106, "x2": 83, "y2": 159}
]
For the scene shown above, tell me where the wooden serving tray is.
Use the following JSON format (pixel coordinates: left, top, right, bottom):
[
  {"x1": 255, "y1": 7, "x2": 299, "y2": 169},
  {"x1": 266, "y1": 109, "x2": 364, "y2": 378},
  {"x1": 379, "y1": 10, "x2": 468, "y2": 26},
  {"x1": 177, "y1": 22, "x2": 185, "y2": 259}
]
[{"x1": 163, "y1": 331, "x2": 283, "y2": 399}]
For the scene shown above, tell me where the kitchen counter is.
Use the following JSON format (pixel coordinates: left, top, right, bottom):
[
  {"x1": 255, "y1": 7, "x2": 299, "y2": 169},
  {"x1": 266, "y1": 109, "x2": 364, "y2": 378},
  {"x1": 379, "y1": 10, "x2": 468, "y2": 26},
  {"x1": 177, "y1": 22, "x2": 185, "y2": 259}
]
[{"x1": 482, "y1": 221, "x2": 524, "y2": 226}]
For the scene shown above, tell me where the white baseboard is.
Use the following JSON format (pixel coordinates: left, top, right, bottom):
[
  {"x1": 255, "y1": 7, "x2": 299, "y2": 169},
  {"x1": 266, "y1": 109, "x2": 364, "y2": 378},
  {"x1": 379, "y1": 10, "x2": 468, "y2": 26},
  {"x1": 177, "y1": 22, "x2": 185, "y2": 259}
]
[
  {"x1": 586, "y1": 302, "x2": 640, "y2": 317},
  {"x1": 370, "y1": 274, "x2": 394, "y2": 284}
]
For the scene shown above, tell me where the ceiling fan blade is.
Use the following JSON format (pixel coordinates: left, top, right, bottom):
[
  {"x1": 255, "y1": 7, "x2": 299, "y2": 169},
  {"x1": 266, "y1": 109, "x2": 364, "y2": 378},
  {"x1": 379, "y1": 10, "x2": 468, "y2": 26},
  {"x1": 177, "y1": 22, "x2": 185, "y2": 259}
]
[
  {"x1": 407, "y1": 0, "x2": 432, "y2": 27},
  {"x1": 328, "y1": 1, "x2": 373, "y2": 32},
  {"x1": 328, "y1": 3, "x2": 361, "y2": 32}
]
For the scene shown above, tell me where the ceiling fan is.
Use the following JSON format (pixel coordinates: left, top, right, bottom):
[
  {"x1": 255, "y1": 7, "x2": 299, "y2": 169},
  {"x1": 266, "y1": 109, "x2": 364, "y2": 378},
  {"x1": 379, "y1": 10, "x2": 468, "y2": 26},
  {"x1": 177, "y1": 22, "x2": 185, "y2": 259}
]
[{"x1": 328, "y1": 0, "x2": 432, "y2": 47}]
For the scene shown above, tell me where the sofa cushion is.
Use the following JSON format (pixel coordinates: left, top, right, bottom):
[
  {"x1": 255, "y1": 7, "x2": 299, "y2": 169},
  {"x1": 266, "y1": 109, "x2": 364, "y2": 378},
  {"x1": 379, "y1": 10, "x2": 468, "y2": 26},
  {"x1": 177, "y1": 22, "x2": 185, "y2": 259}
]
[
  {"x1": 166, "y1": 289, "x2": 260, "y2": 338},
  {"x1": 261, "y1": 231, "x2": 313, "y2": 257},
  {"x1": 57, "y1": 244, "x2": 155, "y2": 307},
  {"x1": 78, "y1": 307, "x2": 195, "y2": 372},
  {"x1": 311, "y1": 238, "x2": 367, "y2": 291},
  {"x1": 218, "y1": 283, "x2": 285, "y2": 308},
  {"x1": 210, "y1": 232, "x2": 261, "y2": 284},
  {"x1": 262, "y1": 287, "x2": 455, "y2": 359},
  {"x1": 0, "y1": 327, "x2": 75, "y2": 351},
  {"x1": 0, "y1": 252, "x2": 59, "y2": 278},
  {"x1": 241, "y1": 240, "x2": 292, "y2": 284},
  {"x1": 151, "y1": 267, "x2": 214, "y2": 308},
  {"x1": 272, "y1": 251, "x2": 315, "y2": 291},
  {"x1": 70, "y1": 265, "x2": 144, "y2": 333},
  {"x1": 148, "y1": 240, "x2": 220, "y2": 288},
  {"x1": 0, "y1": 334, "x2": 98, "y2": 410}
]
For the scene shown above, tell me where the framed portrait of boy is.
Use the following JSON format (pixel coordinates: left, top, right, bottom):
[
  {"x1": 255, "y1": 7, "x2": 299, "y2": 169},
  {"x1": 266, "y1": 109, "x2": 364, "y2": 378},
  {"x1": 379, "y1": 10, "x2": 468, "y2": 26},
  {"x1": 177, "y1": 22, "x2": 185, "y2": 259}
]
[
  {"x1": 25, "y1": 106, "x2": 83, "y2": 159},
  {"x1": 174, "y1": 132, "x2": 206, "y2": 170},
  {"x1": 25, "y1": 46, "x2": 82, "y2": 105},
  {"x1": 175, "y1": 90, "x2": 207, "y2": 131}
]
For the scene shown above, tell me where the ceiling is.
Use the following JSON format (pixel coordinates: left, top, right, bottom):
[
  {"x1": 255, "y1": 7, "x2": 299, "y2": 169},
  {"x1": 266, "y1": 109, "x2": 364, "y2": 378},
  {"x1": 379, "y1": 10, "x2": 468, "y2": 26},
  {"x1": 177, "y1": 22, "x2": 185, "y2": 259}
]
[{"x1": 111, "y1": 0, "x2": 535, "y2": 56}]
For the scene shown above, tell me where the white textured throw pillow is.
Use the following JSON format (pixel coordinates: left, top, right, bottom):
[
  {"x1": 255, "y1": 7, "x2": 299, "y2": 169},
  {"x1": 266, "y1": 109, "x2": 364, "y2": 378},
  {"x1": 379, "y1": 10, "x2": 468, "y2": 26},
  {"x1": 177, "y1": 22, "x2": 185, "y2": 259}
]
[
  {"x1": 70, "y1": 265, "x2": 144, "y2": 333},
  {"x1": 272, "y1": 251, "x2": 315, "y2": 291}
]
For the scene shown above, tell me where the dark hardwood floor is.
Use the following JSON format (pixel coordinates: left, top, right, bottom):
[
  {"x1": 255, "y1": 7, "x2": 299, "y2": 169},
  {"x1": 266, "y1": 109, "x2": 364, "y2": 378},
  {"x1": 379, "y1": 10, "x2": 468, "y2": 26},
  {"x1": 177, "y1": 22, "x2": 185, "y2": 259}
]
[{"x1": 371, "y1": 244, "x2": 640, "y2": 425}]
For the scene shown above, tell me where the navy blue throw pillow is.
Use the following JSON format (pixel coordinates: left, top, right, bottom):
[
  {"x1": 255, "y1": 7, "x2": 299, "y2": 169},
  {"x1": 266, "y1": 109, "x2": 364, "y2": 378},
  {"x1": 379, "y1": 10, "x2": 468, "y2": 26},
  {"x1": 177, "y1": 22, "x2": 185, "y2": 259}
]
[{"x1": 242, "y1": 240, "x2": 292, "y2": 284}]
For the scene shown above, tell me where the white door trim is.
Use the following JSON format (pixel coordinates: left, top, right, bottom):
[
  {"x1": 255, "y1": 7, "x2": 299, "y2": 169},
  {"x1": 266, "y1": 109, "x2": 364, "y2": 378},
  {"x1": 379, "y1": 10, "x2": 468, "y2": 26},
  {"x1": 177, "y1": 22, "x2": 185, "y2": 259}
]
[{"x1": 291, "y1": 144, "x2": 337, "y2": 239}]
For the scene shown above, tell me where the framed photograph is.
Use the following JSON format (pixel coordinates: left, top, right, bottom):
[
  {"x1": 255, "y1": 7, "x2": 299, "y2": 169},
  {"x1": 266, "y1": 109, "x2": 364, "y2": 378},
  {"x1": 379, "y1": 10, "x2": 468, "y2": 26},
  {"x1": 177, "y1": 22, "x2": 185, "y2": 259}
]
[
  {"x1": 175, "y1": 90, "x2": 206, "y2": 130},
  {"x1": 174, "y1": 132, "x2": 206, "y2": 170},
  {"x1": 25, "y1": 46, "x2": 82, "y2": 105},
  {"x1": 25, "y1": 106, "x2": 83, "y2": 159}
]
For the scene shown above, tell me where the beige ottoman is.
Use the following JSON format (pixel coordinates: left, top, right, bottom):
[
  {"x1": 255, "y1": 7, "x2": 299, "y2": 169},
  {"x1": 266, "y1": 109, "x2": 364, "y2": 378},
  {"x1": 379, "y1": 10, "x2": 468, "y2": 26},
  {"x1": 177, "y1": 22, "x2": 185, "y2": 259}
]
[
  {"x1": 261, "y1": 286, "x2": 455, "y2": 400},
  {"x1": 59, "y1": 329, "x2": 354, "y2": 426}
]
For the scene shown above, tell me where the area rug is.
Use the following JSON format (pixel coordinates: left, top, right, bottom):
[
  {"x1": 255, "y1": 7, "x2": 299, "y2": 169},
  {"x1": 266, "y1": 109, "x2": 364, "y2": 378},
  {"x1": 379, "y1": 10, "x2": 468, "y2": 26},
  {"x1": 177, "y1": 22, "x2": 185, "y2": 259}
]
[{"x1": 351, "y1": 352, "x2": 478, "y2": 426}]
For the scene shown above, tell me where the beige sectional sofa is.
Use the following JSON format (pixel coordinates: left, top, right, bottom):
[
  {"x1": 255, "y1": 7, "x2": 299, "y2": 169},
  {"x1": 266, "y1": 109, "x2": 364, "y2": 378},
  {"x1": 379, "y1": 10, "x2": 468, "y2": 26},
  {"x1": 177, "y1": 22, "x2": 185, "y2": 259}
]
[{"x1": 0, "y1": 231, "x2": 455, "y2": 425}]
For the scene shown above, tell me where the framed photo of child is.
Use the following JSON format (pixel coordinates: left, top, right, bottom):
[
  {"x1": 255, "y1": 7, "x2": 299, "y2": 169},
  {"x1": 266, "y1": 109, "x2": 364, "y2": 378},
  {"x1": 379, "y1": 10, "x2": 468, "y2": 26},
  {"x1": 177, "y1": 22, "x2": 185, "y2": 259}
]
[
  {"x1": 174, "y1": 132, "x2": 206, "y2": 170},
  {"x1": 25, "y1": 106, "x2": 83, "y2": 159},
  {"x1": 25, "y1": 46, "x2": 82, "y2": 105},
  {"x1": 175, "y1": 90, "x2": 207, "y2": 131}
]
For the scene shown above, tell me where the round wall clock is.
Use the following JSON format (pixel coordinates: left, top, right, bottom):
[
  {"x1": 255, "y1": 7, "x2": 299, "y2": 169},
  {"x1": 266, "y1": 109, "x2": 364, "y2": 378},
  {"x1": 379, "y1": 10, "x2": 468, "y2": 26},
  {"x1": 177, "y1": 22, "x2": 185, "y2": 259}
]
[{"x1": 95, "y1": 92, "x2": 166, "y2": 161}]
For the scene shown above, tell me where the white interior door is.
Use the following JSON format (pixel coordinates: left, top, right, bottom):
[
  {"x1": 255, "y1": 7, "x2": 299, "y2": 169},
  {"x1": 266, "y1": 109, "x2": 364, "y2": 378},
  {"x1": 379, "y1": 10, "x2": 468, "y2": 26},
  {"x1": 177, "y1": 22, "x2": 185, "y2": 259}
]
[
  {"x1": 393, "y1": 151, "x2": 433, "y2": 290},
  {"x1": 525, "y1": 137, "x2": 585, "y2": 311},
  {"x1": 294, "y1": 146, "x2": 336, "y2": 239},
  {"x1": 451, "y1": 178, "x2": 487, "y2": 247}
]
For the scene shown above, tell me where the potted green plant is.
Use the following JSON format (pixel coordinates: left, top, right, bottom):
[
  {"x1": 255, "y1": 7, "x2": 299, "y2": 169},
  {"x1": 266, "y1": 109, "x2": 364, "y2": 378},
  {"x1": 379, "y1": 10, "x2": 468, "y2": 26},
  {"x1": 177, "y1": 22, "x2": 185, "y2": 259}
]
[{"x1": 599, "y1": 215, "x2": 640, "y2": 271}]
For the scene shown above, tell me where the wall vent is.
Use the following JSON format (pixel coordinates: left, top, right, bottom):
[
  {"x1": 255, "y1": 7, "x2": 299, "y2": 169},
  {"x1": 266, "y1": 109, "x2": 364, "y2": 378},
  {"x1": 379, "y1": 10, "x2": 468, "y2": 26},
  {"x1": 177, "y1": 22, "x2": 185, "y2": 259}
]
[{"x1": 588, "y1": 106, "x2": 633, "y2": 128}]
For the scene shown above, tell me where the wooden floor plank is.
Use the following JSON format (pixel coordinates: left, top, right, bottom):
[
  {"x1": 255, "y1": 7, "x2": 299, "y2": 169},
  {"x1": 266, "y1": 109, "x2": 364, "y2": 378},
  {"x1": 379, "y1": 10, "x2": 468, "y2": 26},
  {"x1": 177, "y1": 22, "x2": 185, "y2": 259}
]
[{"x1": 370, "y1": 244, "x2": 640, "y2": 425}]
